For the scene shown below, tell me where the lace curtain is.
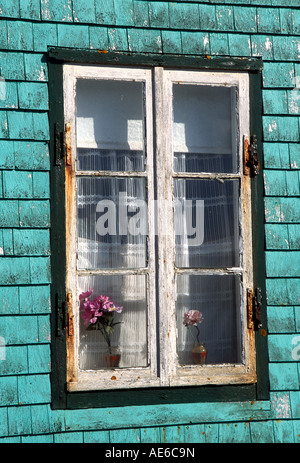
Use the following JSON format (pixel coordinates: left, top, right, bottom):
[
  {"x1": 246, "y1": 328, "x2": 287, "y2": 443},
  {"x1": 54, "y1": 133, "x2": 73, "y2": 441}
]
[{"x1": 75, "y1": 78, "x2": 242, "y2": 370}]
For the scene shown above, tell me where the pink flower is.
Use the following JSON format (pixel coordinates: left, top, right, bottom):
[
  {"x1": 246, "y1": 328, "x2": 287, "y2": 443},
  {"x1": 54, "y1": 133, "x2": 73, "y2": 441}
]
[
  {"x1": 79, "y1": 289, "x2": 93, "y2": 300},
  {"x1": 183, "y1": 310, "x2": 204, "y2": 326}
]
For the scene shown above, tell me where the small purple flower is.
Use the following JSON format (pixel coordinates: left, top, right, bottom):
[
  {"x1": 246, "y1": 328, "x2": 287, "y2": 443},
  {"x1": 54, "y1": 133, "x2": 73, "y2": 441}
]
[{"x1": 79, "y1": 290, "x2": 123, "y2": 346}]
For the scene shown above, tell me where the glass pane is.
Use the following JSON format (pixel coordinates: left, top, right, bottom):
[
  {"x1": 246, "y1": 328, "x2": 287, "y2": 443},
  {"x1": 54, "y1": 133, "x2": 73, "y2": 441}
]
[
  {"x1": 77, "y1": 177, "x2": 147, "y2": 269},
  {"x1": 173, "y1": 84, "x2": 238, "y2": 173},
  {"x1": 78, "y1": 274, "x2": 148, "y2": 370},
  {"x1": 176, "y1": 274, "x2": 242, "y2": 365},
  {"x1": 76, "y1": 79, "x2": 145, "y2": 171},
  {"x1": 174, "y1": 179, "x2": 240, "y2": 268}
]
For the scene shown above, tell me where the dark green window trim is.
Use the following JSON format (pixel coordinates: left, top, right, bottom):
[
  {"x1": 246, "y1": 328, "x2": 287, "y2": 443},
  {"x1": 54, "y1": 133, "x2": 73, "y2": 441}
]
[{"x1": 48, "y1": 48, "x2": 268, "y2": 410}]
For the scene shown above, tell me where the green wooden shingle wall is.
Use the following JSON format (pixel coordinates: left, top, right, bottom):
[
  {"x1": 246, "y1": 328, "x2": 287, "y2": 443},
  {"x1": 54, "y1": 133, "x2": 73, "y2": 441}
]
[{"x1": 0, "y1": 0, "x2": 299, "y2": 443}]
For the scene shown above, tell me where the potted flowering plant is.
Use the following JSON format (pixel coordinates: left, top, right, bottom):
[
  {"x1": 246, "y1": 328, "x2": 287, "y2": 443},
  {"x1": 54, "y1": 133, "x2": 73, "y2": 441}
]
[
  {"x1": 183, "y1": 310, "x2": 207, "y2": 364},
  {"x1": 80, "y1": 289, "x2": 123, "y2": 368}
]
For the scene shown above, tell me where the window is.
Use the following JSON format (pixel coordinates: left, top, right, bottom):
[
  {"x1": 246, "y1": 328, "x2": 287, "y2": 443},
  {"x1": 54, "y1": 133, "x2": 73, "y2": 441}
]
[{"x1": 49, "y1": 50, "x2": 268, "y2": 407}]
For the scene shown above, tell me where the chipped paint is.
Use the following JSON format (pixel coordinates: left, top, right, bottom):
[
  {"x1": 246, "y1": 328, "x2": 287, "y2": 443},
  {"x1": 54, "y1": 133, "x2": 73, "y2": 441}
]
[{"x1": 271, "y1": 393, "x2": 291, "y2": 419}]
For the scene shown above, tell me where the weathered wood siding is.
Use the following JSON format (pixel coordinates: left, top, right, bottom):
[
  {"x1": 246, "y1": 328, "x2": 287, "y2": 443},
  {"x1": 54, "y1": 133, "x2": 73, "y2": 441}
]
[{"x1": 0, "y1": 0, "x2": 299, "y2": 443}]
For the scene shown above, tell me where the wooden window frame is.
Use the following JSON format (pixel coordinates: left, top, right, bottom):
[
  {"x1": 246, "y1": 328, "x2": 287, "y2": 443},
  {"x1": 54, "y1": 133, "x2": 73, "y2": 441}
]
[{"x1": 48, "y1": 49, "x2": 269, "y2": 410}]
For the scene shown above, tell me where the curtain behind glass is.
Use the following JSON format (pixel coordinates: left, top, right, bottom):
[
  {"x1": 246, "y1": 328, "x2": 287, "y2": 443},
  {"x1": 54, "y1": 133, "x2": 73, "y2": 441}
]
[{"x1": 75, "y1": 78, "x2": 148, "y2": 371}]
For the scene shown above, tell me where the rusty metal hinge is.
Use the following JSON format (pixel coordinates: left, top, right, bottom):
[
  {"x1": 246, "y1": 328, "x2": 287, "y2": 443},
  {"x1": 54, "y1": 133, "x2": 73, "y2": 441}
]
[
  {"x1": 66, "y1": 292, "x2": 74, "y2": 337},
  {"x1": 65, "y1": 122, "x2": 72, "y2": 166},
  {"x1": 244, "y1": 135, "x2": 259, "y2": 177},
  {"x1": 247, "y1": 287, "x2": 263, "y2": 331}
]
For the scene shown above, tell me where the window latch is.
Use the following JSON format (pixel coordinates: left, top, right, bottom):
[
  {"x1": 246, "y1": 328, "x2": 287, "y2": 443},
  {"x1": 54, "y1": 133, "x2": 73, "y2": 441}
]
[
  {"x1": 244, "y1": 135, "x2": 259, "y2": 177},
  {"x1": 247, "y1": 288, "x2": 263, "y2": 331}
]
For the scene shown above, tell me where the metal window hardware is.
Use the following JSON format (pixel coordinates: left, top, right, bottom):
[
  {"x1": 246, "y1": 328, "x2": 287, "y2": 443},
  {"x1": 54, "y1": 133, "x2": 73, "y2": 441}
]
[
  {"x1": 54, "y1": 123, "x2": 72, "y2": 166},
  {"x1": 247, "y1": 288, "x2": 263, "y2": 331},
  {"x1": 244, "y1": 135, "x2": 259, "y2": 177}
]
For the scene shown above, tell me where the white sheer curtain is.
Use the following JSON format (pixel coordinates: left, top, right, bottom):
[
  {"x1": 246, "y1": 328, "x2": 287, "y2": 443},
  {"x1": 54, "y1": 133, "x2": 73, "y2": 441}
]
[
  {"x1": 75, "y1": 78, "x2": 148, "y2": 370},
  {"x1": 173, "y1": 83, "x2": 242, "y2": 365}
]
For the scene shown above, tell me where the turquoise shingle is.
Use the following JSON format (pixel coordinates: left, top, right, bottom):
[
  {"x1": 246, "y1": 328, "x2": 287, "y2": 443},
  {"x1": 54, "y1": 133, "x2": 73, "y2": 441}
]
[
  {"x1": 2, "y1": 229, "x2": 13, "y2": 255},
  {"x1": 161, "y1": 30, "x2": 182, "y2": 54},
  {"x1": 29, "y1": 257, "x2": 51, "y2": 284},
  {"x1": 169, "y1": 3, "x2": 200, "y2": 30},
  {"x1": 265, "y1": 223, "x2": 289, "y2": 249},
  {"x1": 263, "y1": 90, "x2": 288, "y2": 114},
  {"x1": 266, "y1": 250, "x2": 300, "y2": 277},
  {"x1": 7, "y1": 111, "x2": 33, "y2": 139},
  {"x1": 128, "y1": 28, "x2": 162, "y2": 53},
  {"x1": 263, "y1": 143, "x2": 290, "y2": 169},
  {"x1": 24, "y1": 53, "x2": 48, "y2": 82},
  {"x1": 288, "y1": 224, "x2": 300, "y2": 249},
  {"x1": 33, "y1": 22, "x2": 58, "y2": 52},
  {"x1": 228, "y1": 33, "x2": 251, "y2": 56},
  {"x1": 0, "y1": 140, "x2": 14, "y2": 169},
  {"x1": 0, "y1": 314, "x2": 38, "y2": 343},
  {"x1": 267, "y1": 306, "x2": 296, "y2": 332},
  {"x1": 257, "y1": 7, "x2": 281, "y2": 33},
  {"x1": 251, "y1": 35, "x2": 273, "y2": 60},
  {"x1": 95, "y1": 0, "x2": 116, "y2": 25},
  {"x1": 14, "y1": 141, "x2": 50, "y2": 170},
  {"x1": 269, "y1": 363, "x2": 299, "y2": 390},
  {"x1": 7, "y1": 20, "x2": 33, "y2": 51},
  {"x1": 199, "y1": 4, "x2": 216, "y2": 31},
  {"x1": 28, "y1": 344, "x2": 51, "y2": 373},
  {"x1": 0, "y1": 200, "x2": 19, "y2": 227},
  {"x1": 266, "y1": 278, "x2": 300, "y2": 305},
  {"x1": 263, "y1": 116, "x2": 299, "y2": 142},
  {"x1": 218, "y1": 422, "x2": 251, "y2": 443},
  {"x1": 40, "y1": 0, "x2": 72, "y2": 22},
  {"x1": 114, "y1": 0, "x2": 134, "y2": 26},
  {"x1": 0, "y1": 0, "x2": 20, "y2": 18},
  {"x1": 13, "y1": 229, "x2": 50, "y2": 256},
  {"x1": 148, "y1": 1, "x2": 169, "y2": 28},
  {"x1": 263, "y1": 62, "x2": 295, "y2": 88},
  {"x1": 0, "y1": 345, "x2": 28, "y2": 375},
  {"x1": 18, "y1": 374, "x2": 51, "y2": 404},
  {"x1": 273, "y1": 36, "x2": 300, "y2": 61},
  {"x1": 265, "y1": 197, "x2": 300, "y2": 223},
  {"x1": 19, "y1": 200, "x2": 50, "y2": 228},
  {"x1": 0, "y1": 377, "x2": 18, "y2": 407},
  {"x1": 181, "y1": 31, "x2": 210, "y2": 55},
  {"x1": 133, "y1": 0, "x2": 150, "y2": 27},
  {"x1": 30, "y1": 404, "x2": 51, "y2": 435},
  {"x1": 18, "y1": 82, "x2": 49, "y2": 110},
  {"x1": 19, "y1": 0, "x2": 40, "y2": 20},
  {"x1": 0, "y1": 286, "x2": 19, "y2": 314},
  {"x1": 19, "y1": 285, "x2": 51, "y2": 314},
  {"x1": 0, "y1": 110, "x2": 8, "y2": 138},
  {"x1": 32, "y1": 172, "x2": 50, "y2": 199},
  {"x1": 0, "y1": 81, "x2": 18, "y2": 109},
  {"x1": 234, "y1": 6, "x2": 257, "y2": 32},
  {"x1": 8, "y1": 406, "x2": 32, "y2": 435},
  {"x1": 250, "y1": 421, "x2": 275, "y2": 443},
  {"x1": 210, "y1": 33, "x2": 229, "y2": 55},
  {"x1": 215, "y1": 5, "x2": 234, "y2": 31},
  {"x1": 89, "y1": 26, "x2": 109, "y2": 50},
  {"x1": 0, "y1": 52, "x2": 25, "y2": 80},
  {"x1": 57, "y1": 23, "x2": 89, "y2": 48},
  {"x1": 3, "y1": 171, "x2": 33, "y2": 199},
  {"x1": 73, "y1": 0, "x2": 96, "y2": 23},
  {"x1": 108, "y1": 28, "x2": 128, "y2": 51}
]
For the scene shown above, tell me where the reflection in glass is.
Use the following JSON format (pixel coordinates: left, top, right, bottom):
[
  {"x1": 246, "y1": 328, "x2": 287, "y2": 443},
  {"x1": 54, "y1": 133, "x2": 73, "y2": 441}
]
[
  {"x1": 76, "y1": 79, "x2": 145, "y2": 172},
  {"x1": 174, "y1": 179, "x2": 240, "y2": 268},
  {"x1": 173, "y1": 84, "x2": 238, "y2": 173},
  {"x1": 176, "y1": 274, "x2": 242, "y2": 366},
  {"x1": 77, "y1": 177, "x2": 147, "y2": 269},
  {"x1": 78, "y1": 274, "x2": 148, "y2": 370}
]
